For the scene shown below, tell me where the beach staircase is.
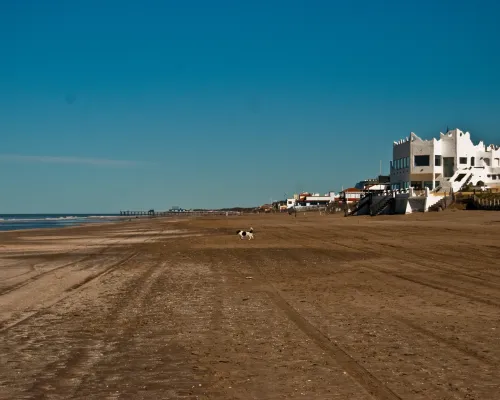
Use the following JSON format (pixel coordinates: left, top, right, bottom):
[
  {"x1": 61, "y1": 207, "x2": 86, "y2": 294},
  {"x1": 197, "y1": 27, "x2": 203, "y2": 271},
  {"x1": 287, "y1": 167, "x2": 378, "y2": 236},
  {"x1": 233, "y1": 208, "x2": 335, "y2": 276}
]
[
  {"x1": 428, "y1": 195, "x2": 454, "y2": 212},
  {"x1": 441, "y1": 170, "x2": 474, "y2": 193},
  {"x1": 348, "y1": 194, "x2": 372, "y2": 216},
  {"x1": 463, "y1": 173, "x2": 473, "y2": 188},
  {"x1": 370, "y1": 196, "x2": 395, "y2": 216}
]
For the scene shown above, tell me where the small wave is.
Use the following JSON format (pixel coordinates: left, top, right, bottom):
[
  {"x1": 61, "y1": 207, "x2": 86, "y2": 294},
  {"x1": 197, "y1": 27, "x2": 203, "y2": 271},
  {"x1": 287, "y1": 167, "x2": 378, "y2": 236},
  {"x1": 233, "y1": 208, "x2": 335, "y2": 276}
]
[
  {"x1": 44, "y1": 216, "x2": 80, "y2": 221},
  {"x1": 88, "y1": 215, "x2": 121, "y2": 219},
  {"x1": 0, "y1": 214, "x2": 120, "y2": 226},
  {"x1": 0, "y1": 216, "x2": 86, "y2": 223},
  {"x1": 0, "y1": 214, "x2": 120, "y2": 232}
]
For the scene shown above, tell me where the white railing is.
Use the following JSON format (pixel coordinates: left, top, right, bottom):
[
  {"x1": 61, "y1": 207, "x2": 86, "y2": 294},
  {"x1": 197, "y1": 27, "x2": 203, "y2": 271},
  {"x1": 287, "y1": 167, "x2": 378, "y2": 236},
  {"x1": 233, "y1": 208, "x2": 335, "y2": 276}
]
[{"x1": 375, "y1": 187, "x2": 435, "y2": 197}]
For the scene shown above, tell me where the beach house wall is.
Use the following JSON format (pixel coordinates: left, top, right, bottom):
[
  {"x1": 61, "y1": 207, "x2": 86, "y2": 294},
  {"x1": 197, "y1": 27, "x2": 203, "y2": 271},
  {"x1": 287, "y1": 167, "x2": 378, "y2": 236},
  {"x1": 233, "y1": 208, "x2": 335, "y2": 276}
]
[{"x1": 390, "y1": 137, "x2": 411, "y2": 190}]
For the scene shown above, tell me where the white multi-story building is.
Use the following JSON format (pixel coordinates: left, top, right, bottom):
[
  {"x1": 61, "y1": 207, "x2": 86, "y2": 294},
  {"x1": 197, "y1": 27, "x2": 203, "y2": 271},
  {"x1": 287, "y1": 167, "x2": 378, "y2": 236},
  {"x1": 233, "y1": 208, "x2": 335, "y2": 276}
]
[{"x1": 390, "y1": 128, "x2": 500, "y2": 192}]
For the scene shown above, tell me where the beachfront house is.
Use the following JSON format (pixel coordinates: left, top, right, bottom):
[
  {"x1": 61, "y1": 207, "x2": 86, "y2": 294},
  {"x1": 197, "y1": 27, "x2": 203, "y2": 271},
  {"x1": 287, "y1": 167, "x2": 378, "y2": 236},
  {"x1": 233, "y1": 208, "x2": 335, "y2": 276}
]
[
  {"x1": 355, "y1": 175, "x2": 390, "y2": 191},
  {"x1": 286, "y1": 192, "x2": 336, "y2": 209},
  {"x1": 390, "y1": 128, "x2": 500, "y2": 192}
]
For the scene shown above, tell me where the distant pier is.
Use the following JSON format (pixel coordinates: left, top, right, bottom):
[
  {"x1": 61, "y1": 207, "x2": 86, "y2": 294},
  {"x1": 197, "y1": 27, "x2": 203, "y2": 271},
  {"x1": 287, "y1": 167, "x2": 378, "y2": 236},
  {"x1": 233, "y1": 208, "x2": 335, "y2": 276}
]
[
  {"x1": 120, "y1": 210, "x2": 158, "y2": 216},
  {"x1": 119, "y1": 210, "x2": 241, "y2": 217}
]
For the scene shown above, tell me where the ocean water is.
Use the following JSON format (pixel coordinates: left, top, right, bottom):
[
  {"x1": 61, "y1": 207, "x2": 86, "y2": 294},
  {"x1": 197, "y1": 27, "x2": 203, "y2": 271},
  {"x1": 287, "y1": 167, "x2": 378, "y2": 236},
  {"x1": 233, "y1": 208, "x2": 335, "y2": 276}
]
[{"x1": 0, "y1": 214, "x2": 123, "y2": 232}]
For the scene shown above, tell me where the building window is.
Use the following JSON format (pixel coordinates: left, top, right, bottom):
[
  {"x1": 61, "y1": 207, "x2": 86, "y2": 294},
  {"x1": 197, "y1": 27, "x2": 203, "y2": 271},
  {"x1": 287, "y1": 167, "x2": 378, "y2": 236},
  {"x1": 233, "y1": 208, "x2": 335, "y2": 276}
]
[
  {"x1": 414, "y1": 155, "x2": 430, "y2": 167},
  {"x1": 459, "y1": 157, "x2": 467, "y2": 164},
  {"x1": 471, "y1": 157, "x2": 475, "y2": 166},
  {"x1": 493, "y1": 175, "x2": 497, "y2": 180},
  {"x1": 495, "y1": 158, "x2": 499, "y2": 167},
  {"x1": 484, "y1": 158, "x2": 490, "y2": 166},
  {"x1": 435, "y1": 155, "x2": 441, "y2": 166}
]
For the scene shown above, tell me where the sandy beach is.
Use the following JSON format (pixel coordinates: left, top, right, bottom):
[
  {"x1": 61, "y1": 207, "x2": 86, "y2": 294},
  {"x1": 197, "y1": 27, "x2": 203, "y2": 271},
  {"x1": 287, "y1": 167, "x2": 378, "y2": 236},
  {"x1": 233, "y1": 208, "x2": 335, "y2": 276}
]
[{"x1": 1, "y1": 211, "x2": 499, "y2": 399}]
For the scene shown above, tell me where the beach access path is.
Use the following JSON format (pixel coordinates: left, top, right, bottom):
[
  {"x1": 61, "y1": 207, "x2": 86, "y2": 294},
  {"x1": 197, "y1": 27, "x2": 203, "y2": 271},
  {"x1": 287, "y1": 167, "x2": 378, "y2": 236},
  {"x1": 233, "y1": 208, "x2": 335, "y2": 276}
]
[{"x1": 0, "y1": 212, "x2": 499, "y2": 399}]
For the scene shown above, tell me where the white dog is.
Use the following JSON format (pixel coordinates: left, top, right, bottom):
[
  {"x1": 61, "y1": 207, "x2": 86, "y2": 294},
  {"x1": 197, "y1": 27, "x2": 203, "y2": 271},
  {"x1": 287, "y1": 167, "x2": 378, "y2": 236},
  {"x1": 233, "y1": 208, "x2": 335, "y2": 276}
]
[{"x1": 236, "y1": 227, "x2": 254, "y2": 240}]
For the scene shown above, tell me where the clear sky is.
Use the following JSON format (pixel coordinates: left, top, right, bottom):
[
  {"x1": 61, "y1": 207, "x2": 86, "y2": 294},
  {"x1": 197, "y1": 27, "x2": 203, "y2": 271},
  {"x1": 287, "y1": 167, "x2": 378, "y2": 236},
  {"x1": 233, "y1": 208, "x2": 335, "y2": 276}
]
[{"x1": 1, "y1": 0, "x2": 499, "y2": 213}]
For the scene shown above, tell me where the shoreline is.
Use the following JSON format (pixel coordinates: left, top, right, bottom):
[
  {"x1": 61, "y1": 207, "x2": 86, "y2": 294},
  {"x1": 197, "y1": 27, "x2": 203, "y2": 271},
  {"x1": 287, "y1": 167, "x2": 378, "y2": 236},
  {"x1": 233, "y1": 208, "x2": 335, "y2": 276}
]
[{"x1": 0, "y1": 214, "x2": 166, "y2": 235}]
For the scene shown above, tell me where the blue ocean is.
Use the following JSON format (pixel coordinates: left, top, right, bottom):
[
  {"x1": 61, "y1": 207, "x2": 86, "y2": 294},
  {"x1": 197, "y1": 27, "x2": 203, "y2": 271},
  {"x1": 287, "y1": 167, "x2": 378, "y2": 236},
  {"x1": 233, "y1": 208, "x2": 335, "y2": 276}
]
[{"x1": 0, "y1": 214, "x2": 123, "y2": 232}]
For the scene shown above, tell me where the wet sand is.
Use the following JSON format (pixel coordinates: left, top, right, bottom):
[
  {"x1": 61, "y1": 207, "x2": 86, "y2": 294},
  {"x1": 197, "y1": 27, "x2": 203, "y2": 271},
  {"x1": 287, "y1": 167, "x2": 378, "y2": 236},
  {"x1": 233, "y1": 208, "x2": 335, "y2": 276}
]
[{"x1": 1, "y1": 211, "x2": 499, "y2": 399}]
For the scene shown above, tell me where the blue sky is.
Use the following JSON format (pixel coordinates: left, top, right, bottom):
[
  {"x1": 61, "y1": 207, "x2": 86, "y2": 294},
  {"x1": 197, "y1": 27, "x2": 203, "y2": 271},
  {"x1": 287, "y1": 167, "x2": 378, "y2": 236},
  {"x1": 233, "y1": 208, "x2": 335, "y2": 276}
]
[{"x1": 1, "y1": 0, "x2": 499, "y2": 212}]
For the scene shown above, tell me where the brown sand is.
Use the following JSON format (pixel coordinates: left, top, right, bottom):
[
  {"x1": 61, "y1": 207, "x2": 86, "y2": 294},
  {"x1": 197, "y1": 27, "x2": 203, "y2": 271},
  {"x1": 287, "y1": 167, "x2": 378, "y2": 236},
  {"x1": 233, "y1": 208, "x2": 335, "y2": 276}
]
[{"x1": 0, "y1": 211, "x2": 499, "y2": 399}]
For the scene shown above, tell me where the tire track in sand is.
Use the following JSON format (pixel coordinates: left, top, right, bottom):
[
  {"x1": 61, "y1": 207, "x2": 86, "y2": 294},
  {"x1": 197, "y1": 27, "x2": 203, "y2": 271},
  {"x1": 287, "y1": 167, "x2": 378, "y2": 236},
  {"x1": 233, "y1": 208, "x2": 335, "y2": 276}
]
[
  {"x1": 270, "y1": 226, "x2": 500, "y2": 366},
  {"x1": 0, "y1": 228, "x2": 167, "y2": 333},
  {"x1": 0, "y1": 237, "x2": 125, "y2": 296},
  {"x1": 224, "y1": 249, "x2": 402, "y2": 400},
  {"x1": 359, "y1": 263, "x2": 500, "y2": 308},
  {"x1": 277, "y1": 226, "x2": 500, "y2": 308},
  {"x1": 27, "y1": 259, "x2": 165, "y2": 399},
  {"x1": 0, "y1": 251, "x2": 139, "y2": 333}
]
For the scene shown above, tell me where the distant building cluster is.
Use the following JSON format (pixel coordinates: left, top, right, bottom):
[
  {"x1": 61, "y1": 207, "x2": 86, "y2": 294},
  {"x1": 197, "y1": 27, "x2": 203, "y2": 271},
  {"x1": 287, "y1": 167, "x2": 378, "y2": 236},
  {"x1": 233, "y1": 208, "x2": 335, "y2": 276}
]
[{"x1": 263, "y1": 128, "x2": 500, "y2": 214}]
